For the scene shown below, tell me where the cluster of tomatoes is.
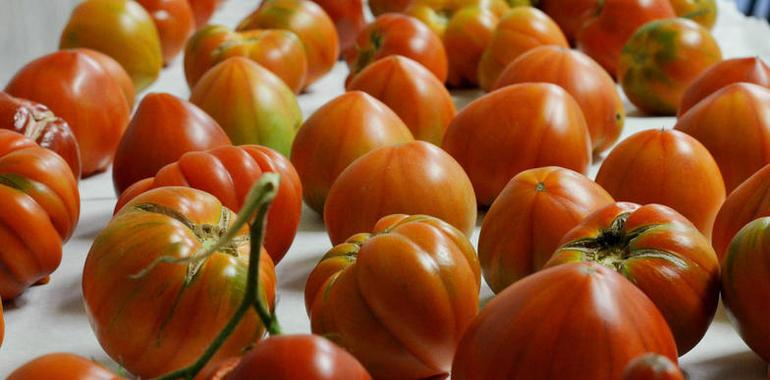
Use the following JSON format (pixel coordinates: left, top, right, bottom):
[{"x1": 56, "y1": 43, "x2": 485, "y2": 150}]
[{"x1": 1, "y1": 0, "x2": 770, "y2": 379}]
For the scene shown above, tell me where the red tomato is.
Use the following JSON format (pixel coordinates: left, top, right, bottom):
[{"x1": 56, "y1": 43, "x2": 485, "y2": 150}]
[
  {"x1": 452, "y1": 262, "x2": 678, "y2": 380},
  {"x1": 311, "y1": 0, "x2": 365, "y2": 56},
  {"x1": 112, "y1": 93, "x2": 231, "y2": 194},
  {"x1": 368, "y1": 0, "x2": 413, "y2": 15},
  {"x1": 538, "y1": 0, "x2": 598, "y2": 42},
  {"x1": 115, "y1": 145, "x2": 301, "y2": 263},
  {"x1": 670, "y1": 0, "x2": 717, "y2": 30},
  {"x1": 443, "y1": 5, "x2": 500, "y2": 88},
  {"x1": 306, "y1": 214, "x2": 480, "y2": 379},
  {"x1": 347, "y1": 55, "x2": 456, "y2": 145},
  {"x1": 8, "y1": 353, "x2": 122, "y2": 380},
  {"x1": 675, "y1": 83, "x2": 770, "y2": 192},
  {"x1": 595, "y1": 129, "x2": 725, "y2": 238},
  {"x1": 76, "y1": 49, "x2": 136, "y2": 107},
  {"x1": 494, "y1": 46, "x2": 625, "y2": 154},
  {"x1": 136, "y1": 0, "x2": 195, "y2": 64},
  {"x1": 5, "y1": 50, "x2": 130, "y2": 177},
  {"x1": 442, "y1": 83, "x2": 591, "y2": 206},
  {"x1": 622, "y1": 353, "x2": 685, "y2": 380},
  {"x1": 188, "y1": 0, "x2": 219, "y2": 28},
  {"x1": 679, "y1": 56, "x2": 770, "y2": 116},
  {"x1": 290, "y1": 91, "x2": 413, "y2": 213},
  {"x1": 324, "y1": 141, "x2": 477, "y2": 245}
]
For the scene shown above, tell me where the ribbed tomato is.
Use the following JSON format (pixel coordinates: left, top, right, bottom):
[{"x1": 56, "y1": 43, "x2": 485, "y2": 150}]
[
  {"x1": 622, "y1": 353, "x2": 685, "y2": 380},
  {"x1": 76, "y1": 49, "x2": 136, "y2": 107},
  {"x1": 443, "y1": 4, "x2": 501, "y2": 88},
  {"x1": 679, "y1": 56, "x2": 770, "y2": 116},
  {"x1": 311, "y1": 0, "x2": 365, "y2": 56},
  {"x1": 137, "y1": 0, "x2": 195, "y2": 64},
  {"x1": 8, "y1": 353, "x2": 122, "y2": 380}
]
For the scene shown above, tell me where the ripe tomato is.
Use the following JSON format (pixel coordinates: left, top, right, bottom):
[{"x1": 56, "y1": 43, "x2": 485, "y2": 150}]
[
  {"x1": 0, "y1": 92, "x2": 81, "y2": 179},
  {"x1": 189, "y1": 57, "x2": 302, "y2": 156},
  {"x1": 721, "y1": 217, "x2": 770, "y2": 362},
  {"x1": 136, "y1": 0, "x2": 195, "y2": 64},
  {"x1": 347, "y1": 56, "x2": 455, "y2": 145},
  {"x1": 494, "y1": 46, "x2": 625, "y2": 154},
  {"x1": 452, "y1": 262, "x2": 678, "y2": 380},
  {"x1": 368, "y1": 0, "x2": 413, "y2": 15},
  {"x1": 7, "y1": 353, "x2": 122, "y2": 380},
  {"x1": 306, "y1": 214, "x2": 480, "y2": 379},
  {"x1": 237, "y1": 0, "x2": 338, "y2": 88},
  {"x1": 679, "y1": 56, "x2": 770, "y2": 116},
  {"x1": 311, "y1": 0, "x2": 365, "y2": 56},
  {"x1": 670, "y1": 0, "x2": 717, "y2": 30},
  {"x1": 184, "y1": 25, "x2": 308, "y2": 93},
  {"x1": 290, "y1": 91, "x2": 413, "y2": 213},
  {"x1": 622, "y1": 353, "x2": 685, "y2": 380},
  {"x1": 346, "y1": 14, "x2": 448, "y2": 85},
  {"x1": 547, "y1": 202, "x2": 720, "y2": 354},
  {"x1": 477, "y1": 7, "x2": 568, "y2": 91},
  {"x1": 478, "y1": 166, "x2": 614, "y2": 293},
  {"x1": 443, "y1": 83, "x2": 591, "y2": 206},
  {"x1": 675, "y1": 83, "x2": 770, "y2": 192},
  {"x1": 84, "y1": 187, "x2": 277, "y2": 378},
  {"x1": 5, "y1": 50, "x2": 130, "y2": 177},
  {"x1": 112, "y1": 93, "x2": 231, "y2": 194},
  {"x1": 404, "y1": 0, "x2": 508, "y2": 37},
  {"x1": 595, "y1": 129, "x2": 725, "y2": 238},
  {"x1": 115, "y1": 145, "x2": 301, "y2": 263},
  {"x1": 618, "y1": 18, "x2": 722, "y2": 115},
  {"x1": 324, "y1": 141, "x2": 477, "y2": 245},
  {"x1": 76, "y1": 49, "x2": 136, "y2": 107},
  {"x1": 443, "y1": 4, "x2": 501, "y2": 88},
  {"x1": 538, "y1": 0, "x2": 598, "y2": 42},
  {"x1": 60, "y1": 0, "x2": 163, "y2": 91},
  {"x1": 188, "y1": 0, "x2": 219, "y2": 28}
]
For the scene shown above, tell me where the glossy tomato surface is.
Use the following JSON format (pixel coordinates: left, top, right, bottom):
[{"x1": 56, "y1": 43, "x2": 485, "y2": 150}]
[
  {"x1": 622, "y1": 353, "x2": 685, "y2": 380},
  {"x1": 306, "y1": 214, "x2": 480, "y2": 379},
  {"x1": 311, "y1": 0, "x2": 365, "y2": 56},
  {"x1": 8, "y1": 353, "x2": 122, "y2": 380},
  {"x1": 670, "y1": 0, "x2": 717, "y2": 29},
  {"x1": 443, "y1": 4, "x2": 500, "y2": 88},
  {"x1": 679, "y1": 56, "x2": 770, "y2": 116},
  {"x1": 188, "y1": 0, "x2": 219, "y2": 27},
  {"x1": 76, "y1": 49, "x2": 136, "y2": 107},
  {"x1": 136, "y1": 0, "x2": 195, "y2": 64},
  {"x1": 538, "y1": 0, "x2": 598, "y2": 41}
]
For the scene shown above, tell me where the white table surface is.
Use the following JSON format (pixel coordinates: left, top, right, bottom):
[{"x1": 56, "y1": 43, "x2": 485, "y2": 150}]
[{"x1": 2, "y1": 0, "x2": 770, "y2": 378}]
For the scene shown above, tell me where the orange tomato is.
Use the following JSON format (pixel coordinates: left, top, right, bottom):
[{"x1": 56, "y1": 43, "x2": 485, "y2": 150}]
[
  {"x1": 670, "y1": 0, "x2": 717, "y2": 29},
  {"x1": 188, "y1": 0, "x2": 219, "y2": 28},
  {"x1": 8, "y1": 353, "x2": 123, "y2": 380},
  {"x1": 623, "y1": 353, "x2": 685, "y2": 380},
  {"x1": 538, "y1": 0, "x2": 598, "y2": 42},
  {"x1": 679, "y1": 56, "x2": 770, "y2": 116},
  {"x1": 368, "y1": 0, "x2": 413, "y2": 15},
  {"x1": 311, "y1": 0, "x2": 366, "y2": 56},
  {"x1": 76, "y1": 49, "x2": 136, "y2": 107},
  {"x1": 443, "y1": 5, "x2": 501, "y2": 88},
  {"x1": 136, "y1": 0, "x2": 195, "y2": 64}
]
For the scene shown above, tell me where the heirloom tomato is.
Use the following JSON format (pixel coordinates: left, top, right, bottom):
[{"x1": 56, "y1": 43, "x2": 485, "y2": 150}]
[
  {"x1": 306, "y1": 214, "x2": 480, "y2": 379},
  {"x1": 237, "y1": 0, "x2": 338, "y2": 88},
  {"x1": 368, "y1": 0, "x2": 412, "y2": 15},
  {"x1": 595, "y1": 129, "x2": 724, "y2": 238},
  {"x1": 618, "y1": 18, "x2": 722, "y2": 115},
  {"x1": 443, "y1": 4, "x2": 501, "y2": 88},
  {"x1": 442, "y1": 83, "x2": 591, "y2": 206},
  {"x1": 675, "y1": 83, "x2": 770, "y2": 192},
  {"x1": 347, "y1": 55, "x2": 455, "y2": 145},
  {"x1": 547, "y1": 203, "x2": 720, "y2": 354},
  {"x1": 404, "y1": 0, "x2": 508, "y2": 37},
  {"x1": 311, "y1": 0, "x2": 365, "y2": 56},
  {"x1": 111, "y1": 93, "x2": 231, "y2": 194},
  {"x1": 83, "y1": 187, "x2": 277, "y2": 378},
  {"x1": 60, "y1": 0, "x2": 163, "y2": 91},
  {"x1": 290, "y1": 91, "x2": 413, "y2": 213},
  {"x1": 5, "y1": 50, "x2": 130, "y2": 177},
  {"x1": 76, "y1": 49, "x2": 135, "y2": 107},
  {"x1": 477, "y1": 7, "x2": 568, "y2": 91},
  {"x1": 622, "y1": 353, "x2": 685, "y2": 380},
  {"x1": 190, "y1": 57, "x2": 302, "y2": 156},
  {"x1": 324, "y1": 141, "x2": 477, "y2": 245},
  {"x1": 136, "y1": 0, "x2": 195, "y2": 64},
  {"x1": 188, "y1": 0, "x2": 219, "y2": 28},
  {"x1": 452, "y1": 262, "x2": 678, "y2": 380},
  {"x1": 670, "y1": 0, "x2": 717, "y2": 29},
  {"x1": 8, "y1": 353, "x2": 122, "y2": 380},
  {"x1": 478, "y1": 166, "x2": 614, "y2": 293},
  {"x1": 494, "y1": 46, "x2": 625, "y2": 154},
  {"x1": 537, "y1": 0, "x2": 597, "y2": 41},
  {"x1": 679, "y1": 56, "x2": 770, "y2": 116}
]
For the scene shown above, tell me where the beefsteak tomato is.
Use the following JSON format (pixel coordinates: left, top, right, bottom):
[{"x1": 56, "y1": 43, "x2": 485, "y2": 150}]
[
  {"x1": 7, "y1": 353, "x2": 122, "y2": 380},
  {"x1": 76, "y1": 49, "x2": 136, "y2": 107},
  {"x1": 136, "y1": 0, "x2": 195, "y2": 64},
  {"x1": 670, "y1": 0, "x2": 717, "y2": 30},
  {"x1": 679, "y1": 56, "x2": 770, "y2": 116},
  {"x1": 311, "y1": 0, "x2": 365, "y2": 56},
  {"x1": 622, "y1": 353, "x2": 685, "y2": 380},
  {"x1": 443, "y1": 4, "x2": 501, "y2": 88}
]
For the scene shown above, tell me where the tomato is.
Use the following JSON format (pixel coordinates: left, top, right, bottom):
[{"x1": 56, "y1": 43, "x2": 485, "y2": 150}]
[
  {"x1": 189, "y1": 57, "x2": 302, "y2": 157},
  {"x1": 306, "y1": 214, "x2": 480, "y2": 379},
  {"x1": 0, "y1": 130, "x2": 79, "y2": 299},
  {"x1": 538, "y1": 0, "x2": 598, "y2": 42},
  {"x1": 477, "y1": 7, "x2": 568, "y2": 91},
  {"x1": 576, "y1": 0, "x2": 676, "y2": 77},
  {"x1": 185, "y1": 25, "x2": 308, "y2": 93},
  {"x1": 0, "y1": 92, "x2": 81, "y2": 179},
  {"x1": 443, "y1": 4, "x2": 501, "y2": 88},
  {"x1": 311, "y1": 0, "x2": 365, "y2": 56},
  {"x1": 5, "y1": 50, "x2": 130, "y2": 178},
  {"x1": 478, "y1": 166, "x2": 614, "y2": 293},
  {"x1": 188, "y1": 0, "x2": 219, "y2": 28},
  {"x1": 324, "y1": 141, "x2": 477, "y2": 245},
  {"x1": 675, "y1": 83, "x2": 770, "y2": 193},
  {"x1": 405, "y1": 0, "x2": 508, "y2": 37},
  {"x1": 670, "y1": 0, "x2": 717, "y2": 29},
  {"x1": 347, "y1": 56, "x2": 455, "y2": 145},
  {"x1": 136, "y1": 0, "x2": 195, "y2": 64},
  {"x1": 623, "y1": 353, "x2": 685, "y2": 380},
  {"x1": 494, "y1": 46, "x2": 625, "y2": 154},
  {"x1": 60, "y1": 0, "x2": 163, "y2": 91},
  {"x1": 618, "y1": 18, "x2": 722, "y2": 115},
  {"x1": 84, "y1": 187, "x2": 277, "y2": 378},
  {"x1": 595, "y1": 129, "x2": 724, "y2": 238},
  {"x1": 368, "y1": 0, "x2": 413, "y2": 15},
  {"x1": 443, "y1": 83, "x2": 591, "y2": 206},
  {"x1": 346, "y1": 14, "x2": 448, "y2": 85},
  {"x1": 679, "y1": 56, "x2": 770, "y2": 116},
  {"x1": 453, "y1": 262, "x2": 678, "y2": 380},
  {"x1": 721, "y1": 217, "x2": 770, "y2": 362},
  {"x1": 112, "y1": 93, "x2": 231, "y2": 194},
  {"x1": 76, "y1": 49, "x2": 136, "y2": 107},
  {"x1": 237, "y1": 0, "x2": 338, "y2": 89},
  {"x1": 7, "y1": 353, "x2": 122, "y2": 380},
  {"x1": 290, "y1": 91, "x2": 413, "y2": 213}
]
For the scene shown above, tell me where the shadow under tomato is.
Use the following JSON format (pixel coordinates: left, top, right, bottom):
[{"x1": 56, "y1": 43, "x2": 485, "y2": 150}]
[
  {"x1": 57, "y1": 277, "x2": 86, "y2": 315},
  {"x1": 277, "y1": 253, "x2": 327, "y2": 292},
  {"x1": 683, "y1": 350, "x2": 766, "y2": 380}
]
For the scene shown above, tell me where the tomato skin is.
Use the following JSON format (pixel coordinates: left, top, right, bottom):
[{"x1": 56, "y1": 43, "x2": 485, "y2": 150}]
[
  {"x1": 5, "y1": 50, "x2": 130, "y2": 178},
  {"x1": 188, "y1": 0, "x2": 219, "y2": 28},
  {"x1": 443, "y1": 5, "x2": 500, "y2": 88},
  {"x1": 368, "y1": 0, "x2": 413, "y2": 15},
  {"x1": 538, "y1": 0, "x2": 598, "y2": 42},
  {"x1": 8, "y1": 353, "x2": 123, "y2": 380},
  {"x1": 112, "y1": 93, "x2": 231, "y2": 194},
  {"x1": 595, "y1": 129, "x2": 725, "y2": 239},
  {"x1": 670, "y1": 0, "x2": 717, "y2": 30},
  {"x1": 311, "y1": 0, "x2": 365, "y2": 57},
  {"x1": 443, "y1": 83, "x2": 591, "y2": 206},
  {"x1": 494, "y1": 46, "x2": 625, "y2": 154},
  {"x1": 679, "y1": 57, "x2": 770, "y2": 116},
  {"x1": 136, "y1": 0, "x2": 195, "y2": 64},
  {"x1": 76, "y1": 49, "x2": 136, "y2": 107},
  {"x1": 306, "y1": 214, "x2": 480, "y2": 379},
  {"x1": 347, "y1": 56, "x2": 455, "y2": 145},
  {"x1": 453, "y1": 262, "x2": 678, "y2": 380},
  {"x1": 324, "y1": 141, "x2": 477, "y2": 245},
  {"x1": 622, "y1": 353, "x2": 685, "y2": 380}
]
